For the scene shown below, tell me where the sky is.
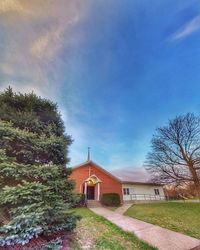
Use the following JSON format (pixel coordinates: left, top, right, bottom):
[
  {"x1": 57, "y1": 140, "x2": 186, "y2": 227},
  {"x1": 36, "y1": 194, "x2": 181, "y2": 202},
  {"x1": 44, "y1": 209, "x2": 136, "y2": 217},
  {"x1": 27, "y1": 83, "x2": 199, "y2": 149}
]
[{"x1": 1, "y1": 0, "x2": 200, "y2": 175}]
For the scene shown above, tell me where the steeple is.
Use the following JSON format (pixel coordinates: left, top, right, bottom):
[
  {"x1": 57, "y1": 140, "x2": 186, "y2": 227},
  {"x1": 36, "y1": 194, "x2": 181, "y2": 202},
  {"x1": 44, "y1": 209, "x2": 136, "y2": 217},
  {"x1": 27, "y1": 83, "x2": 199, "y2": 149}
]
[{"x1": 87, "y1": 147, "x2": 91, "y2": 161}]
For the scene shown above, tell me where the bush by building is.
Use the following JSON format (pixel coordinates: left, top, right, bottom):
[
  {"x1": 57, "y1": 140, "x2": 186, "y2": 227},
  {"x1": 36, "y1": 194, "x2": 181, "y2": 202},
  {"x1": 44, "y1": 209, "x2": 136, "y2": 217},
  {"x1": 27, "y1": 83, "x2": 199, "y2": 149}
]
[{"x1": 101, "y1": 193, "x2": 120, "y2": 206}]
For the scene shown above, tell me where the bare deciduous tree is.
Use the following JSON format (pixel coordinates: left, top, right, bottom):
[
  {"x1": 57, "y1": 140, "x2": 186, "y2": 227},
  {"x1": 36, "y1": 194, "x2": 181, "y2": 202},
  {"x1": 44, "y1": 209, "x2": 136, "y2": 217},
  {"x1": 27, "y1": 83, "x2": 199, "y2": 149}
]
[{"x1": 145, "y1": 113, "x2": 200, "y2": 197}]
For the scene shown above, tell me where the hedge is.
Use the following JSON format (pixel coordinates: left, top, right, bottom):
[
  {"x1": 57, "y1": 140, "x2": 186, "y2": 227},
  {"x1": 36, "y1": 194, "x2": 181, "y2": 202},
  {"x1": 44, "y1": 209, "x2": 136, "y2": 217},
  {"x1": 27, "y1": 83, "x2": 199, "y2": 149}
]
[{"x1": 101, "y1": 193, "x2": 120, "y2": 206}]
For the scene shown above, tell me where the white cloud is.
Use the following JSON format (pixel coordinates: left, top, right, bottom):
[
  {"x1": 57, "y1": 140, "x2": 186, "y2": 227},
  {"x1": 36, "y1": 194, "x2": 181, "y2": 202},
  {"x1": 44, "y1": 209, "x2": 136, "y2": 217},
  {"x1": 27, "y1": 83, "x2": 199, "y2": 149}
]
[
  {"x1": 0, "y1": 0, "x2": 26, "y2": 14},
  {"x1": 171, "y1": 15, "x2": 200, "y2": 41}
]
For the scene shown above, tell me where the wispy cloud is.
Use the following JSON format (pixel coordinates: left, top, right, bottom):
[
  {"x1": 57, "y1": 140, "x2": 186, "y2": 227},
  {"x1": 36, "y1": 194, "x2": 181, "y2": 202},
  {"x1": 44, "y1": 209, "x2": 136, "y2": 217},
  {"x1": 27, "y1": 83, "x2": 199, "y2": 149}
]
[
  {"x1": 0, "y1": 0, "x2": 87, "y2": 95},
  {"x1": 30, "y1": 27, "x2": 64, "y2": 61},
  {"x1": 171, "y1": 15, "x2": 200, "y2": 41},
  {"x1": 30, "y1": 15, "x2": 79, "y2": 62},
  {"x1": 0, "y1": 0, "x2": 26, "y2": 14}
]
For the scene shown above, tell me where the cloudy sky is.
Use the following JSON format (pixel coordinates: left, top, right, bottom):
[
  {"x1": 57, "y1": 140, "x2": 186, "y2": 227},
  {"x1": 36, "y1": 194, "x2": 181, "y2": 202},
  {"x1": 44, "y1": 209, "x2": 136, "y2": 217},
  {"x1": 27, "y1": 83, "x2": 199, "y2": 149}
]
[{"x1": 1, "y1": 0, "x2": 200, "y2": 175}]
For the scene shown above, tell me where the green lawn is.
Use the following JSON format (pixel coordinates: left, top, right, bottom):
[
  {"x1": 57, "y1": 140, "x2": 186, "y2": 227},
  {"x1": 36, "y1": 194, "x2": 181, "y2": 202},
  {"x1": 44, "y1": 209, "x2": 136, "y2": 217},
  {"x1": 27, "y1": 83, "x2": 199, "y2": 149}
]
[
  {"x1": 71, "y1": 208, "x2": 156, "y2": 250},
  {"x1": 125, "y1": 202, "x2": 200, "y2": 239}
]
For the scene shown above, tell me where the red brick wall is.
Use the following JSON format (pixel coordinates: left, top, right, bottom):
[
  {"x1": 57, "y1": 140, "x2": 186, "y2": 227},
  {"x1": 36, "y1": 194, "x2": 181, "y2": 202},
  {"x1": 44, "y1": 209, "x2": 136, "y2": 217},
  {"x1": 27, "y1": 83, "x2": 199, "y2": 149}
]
[{"x1": 70, "y1": 162, "x2": 123, "y2": 202}]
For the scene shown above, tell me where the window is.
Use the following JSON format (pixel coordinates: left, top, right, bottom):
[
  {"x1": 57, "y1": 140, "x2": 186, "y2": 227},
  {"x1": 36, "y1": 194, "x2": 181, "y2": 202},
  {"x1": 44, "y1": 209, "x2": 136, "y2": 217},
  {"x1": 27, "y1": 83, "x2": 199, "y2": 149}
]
[
  {"x1": 123, "y1": 188, "x2": 130, "y2": 195},
  {"x1": 154, "y1": 188, "x2": 160, "y2": 195}
]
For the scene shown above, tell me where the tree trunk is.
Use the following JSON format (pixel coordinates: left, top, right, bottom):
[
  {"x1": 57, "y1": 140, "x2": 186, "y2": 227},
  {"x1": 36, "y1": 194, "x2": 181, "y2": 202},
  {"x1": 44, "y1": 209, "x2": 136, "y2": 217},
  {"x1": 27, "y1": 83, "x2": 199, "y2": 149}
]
[{"x1": 188, "y1": 163, "x2": 200, "y2": 199}]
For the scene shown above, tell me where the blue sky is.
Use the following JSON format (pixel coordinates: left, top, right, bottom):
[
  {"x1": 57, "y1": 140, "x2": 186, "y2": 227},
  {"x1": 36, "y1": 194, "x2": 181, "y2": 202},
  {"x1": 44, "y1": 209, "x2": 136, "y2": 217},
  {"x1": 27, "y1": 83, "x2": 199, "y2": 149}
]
[{"x1": 1, "y1": 0, "x2": 200, "y2": 172}]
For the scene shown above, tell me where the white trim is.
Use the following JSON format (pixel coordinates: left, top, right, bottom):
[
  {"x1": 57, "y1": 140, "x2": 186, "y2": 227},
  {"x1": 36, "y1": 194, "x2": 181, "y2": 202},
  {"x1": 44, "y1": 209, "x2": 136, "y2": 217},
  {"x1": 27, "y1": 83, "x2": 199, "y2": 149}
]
[
  {"x1": 97, "y1": 182, "x2": 100, "y2": 201},
  {"x1": 85, "y1": 174, "x2": 102, "y2": 183},
  {"x1": 84, "y1": 182, "x2": 87, "y2": 196}
]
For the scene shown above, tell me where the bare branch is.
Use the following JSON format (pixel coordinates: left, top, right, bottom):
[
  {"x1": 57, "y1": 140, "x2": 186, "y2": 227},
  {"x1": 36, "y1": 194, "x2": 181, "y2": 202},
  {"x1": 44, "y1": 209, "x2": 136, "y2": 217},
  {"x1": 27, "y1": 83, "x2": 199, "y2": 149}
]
[{"x1": 145, "y1": 113, "x2": 200, "y2": 196}]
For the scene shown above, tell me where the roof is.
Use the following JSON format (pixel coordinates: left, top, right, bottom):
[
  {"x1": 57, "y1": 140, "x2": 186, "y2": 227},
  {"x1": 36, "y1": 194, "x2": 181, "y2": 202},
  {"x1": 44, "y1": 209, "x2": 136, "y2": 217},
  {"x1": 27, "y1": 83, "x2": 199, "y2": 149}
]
[
  {"x1": 72, "y1": 160, "x2": 163, "y2": 186},
  {"x1": 72, "y1": 160, "x2": 122, "y2": 183},
  {"x1": 121, "y1": 181, "x2": 163, "y2": 186}
]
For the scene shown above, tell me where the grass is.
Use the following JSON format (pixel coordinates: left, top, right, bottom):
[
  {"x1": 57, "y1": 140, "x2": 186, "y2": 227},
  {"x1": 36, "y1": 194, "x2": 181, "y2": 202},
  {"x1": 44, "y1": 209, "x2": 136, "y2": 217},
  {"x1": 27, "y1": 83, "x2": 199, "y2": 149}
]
[
  {"x1": 71, "y1": 207, "x2": 156, "y2": 250},
  {"x1": 125, "y1": 202, "x2": 200, "y2": 239}
]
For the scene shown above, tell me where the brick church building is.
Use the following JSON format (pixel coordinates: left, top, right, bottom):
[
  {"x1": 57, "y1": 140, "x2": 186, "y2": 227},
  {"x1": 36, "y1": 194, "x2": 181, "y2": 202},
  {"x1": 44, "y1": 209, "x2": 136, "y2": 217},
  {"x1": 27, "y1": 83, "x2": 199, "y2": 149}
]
[
  {"x1": 71, "y1": 160, "x2": 124, "y2": 202},
  {"x1": 70, "y1": 156, "x2": 165, "y2": 204}
]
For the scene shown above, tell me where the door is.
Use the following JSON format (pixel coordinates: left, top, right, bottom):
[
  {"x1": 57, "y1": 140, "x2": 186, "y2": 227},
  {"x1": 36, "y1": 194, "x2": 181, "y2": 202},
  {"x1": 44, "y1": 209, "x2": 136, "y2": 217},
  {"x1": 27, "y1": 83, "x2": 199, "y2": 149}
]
[{"x1": 87, "y1": 186, "x2": 95, "y2": 200}]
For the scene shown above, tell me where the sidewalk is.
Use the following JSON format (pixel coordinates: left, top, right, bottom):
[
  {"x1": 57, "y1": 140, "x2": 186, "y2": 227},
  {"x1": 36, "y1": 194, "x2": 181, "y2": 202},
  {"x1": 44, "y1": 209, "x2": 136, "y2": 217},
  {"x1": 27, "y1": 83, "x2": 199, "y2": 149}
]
[
  {"x1": 114, "y1": 203, "x2": 132, "y2": 214},
  {"x1": 90, "y1": 207, "x2": 200, "y2": 250}
]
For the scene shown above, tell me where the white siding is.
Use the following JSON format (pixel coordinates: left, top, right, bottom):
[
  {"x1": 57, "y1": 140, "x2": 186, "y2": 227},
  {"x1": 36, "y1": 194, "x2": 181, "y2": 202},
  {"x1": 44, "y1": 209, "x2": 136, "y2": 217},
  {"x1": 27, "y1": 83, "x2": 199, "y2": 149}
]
[{"x1": 122, "y1": 183, "x2": 165, "y2": 201}]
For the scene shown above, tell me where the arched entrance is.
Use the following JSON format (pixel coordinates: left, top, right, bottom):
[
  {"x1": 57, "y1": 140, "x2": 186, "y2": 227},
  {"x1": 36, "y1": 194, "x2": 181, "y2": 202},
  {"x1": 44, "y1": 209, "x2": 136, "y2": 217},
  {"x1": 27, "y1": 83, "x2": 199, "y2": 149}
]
[{"x1": 83, "y1": 175, "x2": 102, "y2": 200}]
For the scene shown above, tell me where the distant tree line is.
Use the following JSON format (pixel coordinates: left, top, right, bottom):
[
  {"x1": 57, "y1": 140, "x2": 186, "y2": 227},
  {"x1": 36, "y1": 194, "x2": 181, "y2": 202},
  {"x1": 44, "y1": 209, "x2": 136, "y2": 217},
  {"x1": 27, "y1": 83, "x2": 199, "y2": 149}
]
[{"x1": 164, "y1": 183, "x2": 198, "y2": 199}]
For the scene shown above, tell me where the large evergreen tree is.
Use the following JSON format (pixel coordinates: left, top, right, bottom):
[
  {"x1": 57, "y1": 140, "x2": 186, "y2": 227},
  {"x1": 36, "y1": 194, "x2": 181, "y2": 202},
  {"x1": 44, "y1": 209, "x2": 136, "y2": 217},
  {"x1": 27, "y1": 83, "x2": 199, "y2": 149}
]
[{"x1": 0, "y1": 87, "x2": 78, "y2": 246}]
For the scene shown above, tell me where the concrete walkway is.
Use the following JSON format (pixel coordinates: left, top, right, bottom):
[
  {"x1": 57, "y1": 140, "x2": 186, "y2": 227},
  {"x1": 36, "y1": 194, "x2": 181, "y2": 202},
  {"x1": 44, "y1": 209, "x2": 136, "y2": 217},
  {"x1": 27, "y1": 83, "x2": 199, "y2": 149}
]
[
  {"x1": 90, "y1": 207, "x2": 200, "y2": 250},
  {"x1": 114, "y1": 203, "x2": 132, "y2": 214}
]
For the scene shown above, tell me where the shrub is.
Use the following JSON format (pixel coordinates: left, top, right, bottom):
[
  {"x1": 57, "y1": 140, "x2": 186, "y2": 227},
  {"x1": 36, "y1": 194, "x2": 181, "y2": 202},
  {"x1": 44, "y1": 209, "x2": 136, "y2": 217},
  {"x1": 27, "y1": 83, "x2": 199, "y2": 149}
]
[
  {"x1": 101, "y1": 193, "x2": 121, "y2": 206},
  {"x1": 72, "y1": 193, "x2": 86, "y2": 207},
  {"x1": 42, "y1": 237, "x2": 62, "y2": 250}
]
